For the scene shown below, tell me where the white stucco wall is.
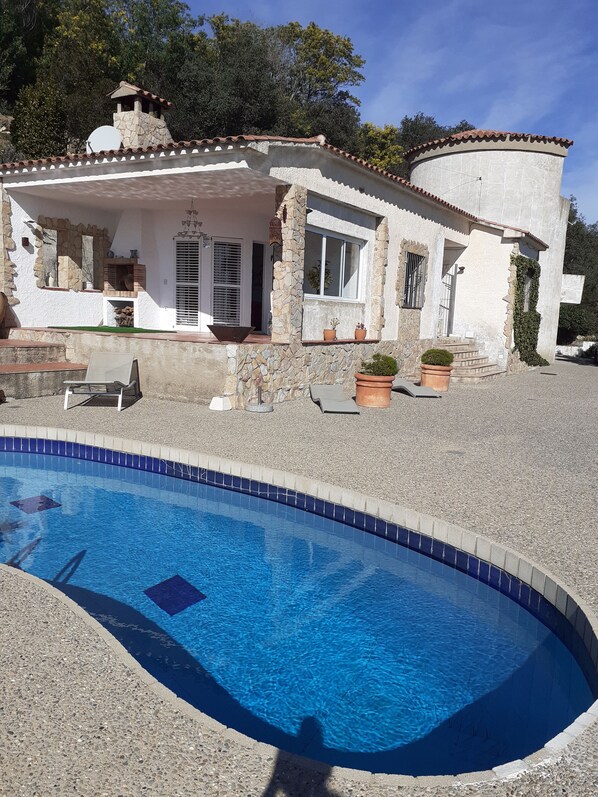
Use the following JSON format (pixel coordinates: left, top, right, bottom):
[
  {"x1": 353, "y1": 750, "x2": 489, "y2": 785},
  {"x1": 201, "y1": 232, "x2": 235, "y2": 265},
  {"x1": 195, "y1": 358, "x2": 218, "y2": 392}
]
[
  {"x1": 410, "y1": 145, "x2": 570, "y2": 362},
  {"x1": 267, "y1": 148, "x2": 470, "y2": 343},
  {"x1": 5, "y1": 190, "x2": 272, "y2": 332},
  {"x1": 450, "y1": 227, "x2": 512, "y2": 365},
  {"x1": 7, "y1": 192, "x2": 118, "y2": 328}
]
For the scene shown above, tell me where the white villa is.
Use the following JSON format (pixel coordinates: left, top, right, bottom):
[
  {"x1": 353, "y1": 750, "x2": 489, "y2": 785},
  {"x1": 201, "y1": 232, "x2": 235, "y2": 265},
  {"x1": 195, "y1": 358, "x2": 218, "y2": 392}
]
[{"x1": 0, "y1": 82, "x2": 579, "y2": 405}]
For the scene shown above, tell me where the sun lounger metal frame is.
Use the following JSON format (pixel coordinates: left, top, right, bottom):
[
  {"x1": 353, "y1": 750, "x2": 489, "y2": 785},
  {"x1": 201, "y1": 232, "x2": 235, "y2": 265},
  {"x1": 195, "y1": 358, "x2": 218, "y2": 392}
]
[
  {"x1": 64, "y1": 352, "x2": 138, "y2": 411},
  {"x1": 310, "y1": 384, "x2": 360, "y2": 414}
]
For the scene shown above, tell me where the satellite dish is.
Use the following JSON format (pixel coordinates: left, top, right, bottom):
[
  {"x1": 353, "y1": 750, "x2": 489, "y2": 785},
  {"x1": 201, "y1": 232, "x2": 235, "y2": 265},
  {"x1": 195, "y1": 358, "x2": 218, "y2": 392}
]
[{"x1": 86, "y1": 126, "x2": 123, "y2": 155}]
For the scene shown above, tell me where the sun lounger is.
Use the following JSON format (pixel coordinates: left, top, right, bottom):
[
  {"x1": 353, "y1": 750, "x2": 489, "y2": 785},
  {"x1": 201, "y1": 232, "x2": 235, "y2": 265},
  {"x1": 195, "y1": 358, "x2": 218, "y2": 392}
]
[
  {"x1": 392, "y1": 378, "x2": 441, "y2": 398},
  {"x1": 64, "y1": 352, "x2": 138, "y2": 411},
  {"x1": 310, "y1": 384, "x2": 360, "y2": 414}
]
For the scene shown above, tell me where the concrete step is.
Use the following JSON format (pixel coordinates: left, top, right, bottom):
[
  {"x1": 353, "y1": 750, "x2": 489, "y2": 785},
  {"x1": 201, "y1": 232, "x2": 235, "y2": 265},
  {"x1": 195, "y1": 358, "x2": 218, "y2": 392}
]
[
  {"x1": 451, "y1": 354, "x2": 488, "y2": 365},
  {"x1": 0, "y1": 362, "x2": 87, "y2": 399},
  {"x1": 0, "y1": 340, "x2": 67, "y2": 365},
  {"x1": 436, "y1": 339, "x2": 477, "y2": 349},
  {"x1": 452, "y1": 361, "x2": 498, "y2": 375},
  {"x1": 451, "y1": 367, "x2": 506, "y2": 384}
]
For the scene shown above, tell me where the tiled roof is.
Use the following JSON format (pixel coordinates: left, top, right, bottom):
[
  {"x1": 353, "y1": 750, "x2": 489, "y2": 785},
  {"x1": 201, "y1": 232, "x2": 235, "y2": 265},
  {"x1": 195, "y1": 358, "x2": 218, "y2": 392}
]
[
  {"x1": 108, "y1": 81, "x2": 174, "y2": 109},
  {"x1": 0, "y1": 133, "x2": 546, "y2": 243},
  {"x1": 405, "y1": 129, "x2": 574, "y2": 158},
  {"x1": 319, "y1": 141, "x2": 479, "y2": 221},
  {"x1": 0, "y1": 135, "x2": 322, "y2": 170}
]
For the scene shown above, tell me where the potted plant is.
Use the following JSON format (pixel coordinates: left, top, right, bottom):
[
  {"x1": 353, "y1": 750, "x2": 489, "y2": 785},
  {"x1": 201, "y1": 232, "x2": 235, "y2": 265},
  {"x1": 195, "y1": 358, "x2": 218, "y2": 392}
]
[
  {"x1": 355, "y1": 353, "x2": 398, "y2": 408},
  {"x1": 323, "y1": 317, "x2": 339, "y2": 341},
  {"x1": 355, "y1": 322, "x2": 367, "y2": 341},
  {"x1": 420, "y1": 348, "x2": 454, "y2": 391}
]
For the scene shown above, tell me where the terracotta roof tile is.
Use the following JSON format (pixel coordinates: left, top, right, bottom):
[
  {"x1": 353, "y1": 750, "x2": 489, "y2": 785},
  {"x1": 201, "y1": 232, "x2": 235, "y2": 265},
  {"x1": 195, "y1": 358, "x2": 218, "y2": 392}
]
[
  {"x1": 0, "y1": 133, "x2": 548, "y2": 245},
  {"x1": 405, "y1": 129, "x2": 573, "y2": 158},
  {"x1": 108, "y1": 81, "x2": 174, "y2": 109}
]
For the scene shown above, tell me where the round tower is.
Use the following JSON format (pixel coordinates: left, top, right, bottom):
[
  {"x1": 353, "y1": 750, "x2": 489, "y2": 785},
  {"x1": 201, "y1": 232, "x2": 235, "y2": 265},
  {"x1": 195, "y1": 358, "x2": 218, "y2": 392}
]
[{"x1": 405, "y1": 130, "x2": 573, "y2": 361}]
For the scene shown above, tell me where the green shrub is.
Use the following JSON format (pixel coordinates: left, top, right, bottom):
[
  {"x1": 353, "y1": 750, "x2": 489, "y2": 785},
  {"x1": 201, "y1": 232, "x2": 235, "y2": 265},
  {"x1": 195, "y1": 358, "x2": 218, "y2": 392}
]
[
  {"x1": 421, "y1": 348, "x2": 454, "y2": 366},
  {"x1": 360, "y1": 353, "x2": 398, "y2": 376},
  {"x1": 581, "y1": 343, "x2": 597, "y2": 359}
]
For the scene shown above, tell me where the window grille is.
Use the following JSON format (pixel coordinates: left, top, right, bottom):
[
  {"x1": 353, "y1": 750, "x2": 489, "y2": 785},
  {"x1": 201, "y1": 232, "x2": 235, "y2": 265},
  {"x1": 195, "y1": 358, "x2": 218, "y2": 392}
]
[{"x1": 403, "y1": 252, "x2": 426, "y2": 308}]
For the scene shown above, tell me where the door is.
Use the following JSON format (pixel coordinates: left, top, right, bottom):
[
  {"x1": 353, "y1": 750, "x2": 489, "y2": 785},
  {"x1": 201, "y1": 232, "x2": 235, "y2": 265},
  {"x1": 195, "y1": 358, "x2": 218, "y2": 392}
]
[
  {"x1": 438, "y1": 265, "x2": 457, "y2": 337},
  {"x1": 251, "y1": 242, "x2": 266, "y2": 332},
  {"x1": 212, "y1": 239, "x2": 242, "y2": 325},
  {"x1": 175, "y1": 239, "x2": 200, "y2": 328}
]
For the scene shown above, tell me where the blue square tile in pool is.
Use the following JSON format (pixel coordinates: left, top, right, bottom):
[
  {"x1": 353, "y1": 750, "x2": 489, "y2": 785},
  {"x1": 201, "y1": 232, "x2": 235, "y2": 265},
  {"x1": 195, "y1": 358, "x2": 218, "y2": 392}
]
[
  {"x1": 144, "y1": 575, "x2": 206, "y2": 616},
  {"x1": 10, "y1": 495, "x2": 61, "y2": 514}
]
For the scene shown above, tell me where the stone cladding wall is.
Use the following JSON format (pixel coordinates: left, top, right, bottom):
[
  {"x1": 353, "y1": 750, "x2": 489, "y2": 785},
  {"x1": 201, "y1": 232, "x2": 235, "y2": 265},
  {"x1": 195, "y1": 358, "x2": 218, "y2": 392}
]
[
  {"x1": 271, "y1": 184, "x2": 307, "y2": 343},
  {"x1": 0, "y1": 187, "x2": 17, "y2": 305},
  {"x1": 113, "y1": 111, "x2": 173, "y2": 148},
  {"x1": 369, "y1": 217, "x2": 388, "y2": 338},
  {"x1": 396, "y1": 239, "x2": 429, "y2": 346},
  {"x1": 33, "y1": 216, "x2": 110, "y2": 291},
  {"x1": 225, "y1": 337, "x2": 435, "y2": 408}
]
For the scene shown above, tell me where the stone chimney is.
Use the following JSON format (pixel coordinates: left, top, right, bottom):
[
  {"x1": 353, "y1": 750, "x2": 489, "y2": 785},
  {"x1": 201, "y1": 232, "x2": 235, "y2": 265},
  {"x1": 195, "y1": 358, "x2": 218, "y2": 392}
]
[{"x1": 109, "y1": 81, "x2": 174, "y2": 149}]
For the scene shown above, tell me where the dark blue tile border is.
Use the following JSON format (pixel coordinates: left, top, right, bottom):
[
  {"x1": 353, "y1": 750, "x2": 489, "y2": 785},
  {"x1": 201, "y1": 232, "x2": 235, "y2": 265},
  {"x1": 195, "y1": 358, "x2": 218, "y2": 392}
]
[{"x1": 1, "y1": 434, "x2": 597, "y2": 696}]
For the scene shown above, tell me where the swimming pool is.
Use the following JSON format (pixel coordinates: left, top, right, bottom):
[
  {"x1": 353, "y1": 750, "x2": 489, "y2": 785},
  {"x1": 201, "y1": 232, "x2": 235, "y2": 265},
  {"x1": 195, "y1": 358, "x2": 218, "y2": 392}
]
[{"x1": 1, "y1": 441, "x2": 596, "y2": 777}]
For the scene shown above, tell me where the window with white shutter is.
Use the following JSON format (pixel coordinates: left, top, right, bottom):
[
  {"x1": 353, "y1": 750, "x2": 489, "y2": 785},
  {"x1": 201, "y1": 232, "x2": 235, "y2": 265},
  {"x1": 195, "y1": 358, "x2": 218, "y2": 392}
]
[
  {"x1": 175, "y1": 239, "x2": 200, "y2": 326},
  {"x1": 212, "y1": 240, "x2": 242, "y2": 324}
]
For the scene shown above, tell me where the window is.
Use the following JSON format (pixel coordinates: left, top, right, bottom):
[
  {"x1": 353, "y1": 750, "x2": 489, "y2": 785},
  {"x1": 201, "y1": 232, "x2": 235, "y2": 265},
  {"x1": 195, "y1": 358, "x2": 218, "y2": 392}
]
[
  {"x1": 81, "y1": 234, "x2": 95, "y2": 287},
  {"x1": 175, "y1": 239, "x2": 200, "y2": 326},
  {"x1": 523, "y1": 271, "x2": 533, "y2": 312},
  {"x1": 403, "y1": 251, "x2": 426, "y2": 308},
  {"x1": 303, "y1": 230, "x2": 361, "y2": 299},
  {"x1": 42, "y1": 229, "x2": 58, "y2": 286},
  {"x1": 212, "y1": 240, "x2": 242, "y2": 324}
]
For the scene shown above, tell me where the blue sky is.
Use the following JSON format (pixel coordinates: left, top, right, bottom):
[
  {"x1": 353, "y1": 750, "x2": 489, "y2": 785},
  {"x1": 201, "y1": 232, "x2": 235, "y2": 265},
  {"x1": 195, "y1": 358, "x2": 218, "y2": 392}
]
[{"x1": 187, "y1": 0, "x2": 598, "y2": 223}]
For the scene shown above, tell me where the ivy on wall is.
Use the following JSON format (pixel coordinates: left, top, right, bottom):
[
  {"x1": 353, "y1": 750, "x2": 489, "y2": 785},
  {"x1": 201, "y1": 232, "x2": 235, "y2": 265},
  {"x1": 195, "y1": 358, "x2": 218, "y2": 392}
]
[{"x1": 512, "y1": 254, "x2": 549, "y2": 367}]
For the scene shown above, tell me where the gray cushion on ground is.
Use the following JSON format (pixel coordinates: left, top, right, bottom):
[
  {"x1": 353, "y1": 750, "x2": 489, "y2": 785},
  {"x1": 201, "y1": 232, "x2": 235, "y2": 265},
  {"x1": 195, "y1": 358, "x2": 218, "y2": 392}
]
[
  {"x1": 310, "y1": 384, "x2": 360, "y2": 414},
  {"x1": 392, "y1": 378, "x2": 441, "y2": 398}
]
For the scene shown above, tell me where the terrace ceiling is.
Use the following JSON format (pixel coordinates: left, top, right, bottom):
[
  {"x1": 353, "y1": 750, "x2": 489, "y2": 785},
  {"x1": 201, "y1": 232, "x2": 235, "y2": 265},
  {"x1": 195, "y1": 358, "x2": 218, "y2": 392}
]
[{"x1": 3, "y1": 164, "x2": 282, "y2": 210}]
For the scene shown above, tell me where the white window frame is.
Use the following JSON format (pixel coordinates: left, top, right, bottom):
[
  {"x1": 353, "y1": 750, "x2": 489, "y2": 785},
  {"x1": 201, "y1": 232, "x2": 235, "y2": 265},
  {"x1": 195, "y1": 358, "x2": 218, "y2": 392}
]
[
  {"x1": 173, "y1": 237, "x2": 201, "y2": 329},
  {"x1": 303, "y1": 227, "x2": 363, "y2": 302},
  {"x1": 211, "y1": 237, "x2": 243, "y2": 325}
]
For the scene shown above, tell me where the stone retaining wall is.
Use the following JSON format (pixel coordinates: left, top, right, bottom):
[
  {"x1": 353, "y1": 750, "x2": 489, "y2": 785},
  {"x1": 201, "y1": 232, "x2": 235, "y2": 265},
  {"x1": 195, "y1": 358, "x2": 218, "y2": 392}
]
[{"x1": 9, "y1": 328, "x2": 435, "y2": 406}]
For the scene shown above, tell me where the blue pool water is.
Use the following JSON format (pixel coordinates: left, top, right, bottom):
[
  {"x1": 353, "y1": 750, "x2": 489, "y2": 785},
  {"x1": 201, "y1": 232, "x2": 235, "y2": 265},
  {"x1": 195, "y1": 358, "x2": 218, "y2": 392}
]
[{"x1": 0, "y1": 451, "x2": 594, "y2": 776}]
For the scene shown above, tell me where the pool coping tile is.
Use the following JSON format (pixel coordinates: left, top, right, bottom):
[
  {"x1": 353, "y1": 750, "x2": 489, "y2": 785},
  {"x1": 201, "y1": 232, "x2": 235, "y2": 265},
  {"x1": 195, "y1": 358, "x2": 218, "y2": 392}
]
[{"x1": 1, "y1": 424, "x2": 598, "y2": 787}]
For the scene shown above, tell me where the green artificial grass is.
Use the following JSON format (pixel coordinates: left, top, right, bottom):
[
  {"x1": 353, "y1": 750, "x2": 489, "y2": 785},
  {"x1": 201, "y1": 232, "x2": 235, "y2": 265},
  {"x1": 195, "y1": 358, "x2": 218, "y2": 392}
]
[{"x1": 50, "y1": 326, "x2": 175, "y2": 334}]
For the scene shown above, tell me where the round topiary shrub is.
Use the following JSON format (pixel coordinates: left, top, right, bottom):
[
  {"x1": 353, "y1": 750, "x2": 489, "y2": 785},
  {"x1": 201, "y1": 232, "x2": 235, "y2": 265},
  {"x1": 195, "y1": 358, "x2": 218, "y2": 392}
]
[
  {"x1": 421, "y1": 348, "x2": 454, "y2": 366},
  {"x1": 360, "y1": 353, "x2": 398, "y2": 376}
]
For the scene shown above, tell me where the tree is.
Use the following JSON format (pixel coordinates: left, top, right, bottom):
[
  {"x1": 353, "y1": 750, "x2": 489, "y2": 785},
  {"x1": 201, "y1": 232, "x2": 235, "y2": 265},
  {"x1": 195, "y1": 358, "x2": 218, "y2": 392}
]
[
  {"x1": 11, "y1": 80, "x2": 67, "y2": 158},
  {"x1": 0, "y1": 0, "x2": 61, "y2": 112},
  {"x1": 391, "y1": 113, "x2": 475, "y2": 177},
  {"x1": 355, "y1": 122, "x2": 403, "y2": 173},
  {"x1": 558, "y1": 198, "x2": 598, "y2": 342}
]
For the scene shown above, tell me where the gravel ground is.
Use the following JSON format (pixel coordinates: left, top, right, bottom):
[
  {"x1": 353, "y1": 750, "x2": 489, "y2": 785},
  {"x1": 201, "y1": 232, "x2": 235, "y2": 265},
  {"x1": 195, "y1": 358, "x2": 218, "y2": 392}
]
[{"x1": 1, "y1": 358, "x2": 597, "y2": 796}]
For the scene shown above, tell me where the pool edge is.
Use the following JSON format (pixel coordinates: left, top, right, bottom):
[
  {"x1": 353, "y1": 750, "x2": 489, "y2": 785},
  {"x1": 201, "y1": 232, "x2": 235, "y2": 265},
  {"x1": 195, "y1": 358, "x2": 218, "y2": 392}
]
[{"x1": 1, "y1": 422, "x2": 597, "y2": 787}]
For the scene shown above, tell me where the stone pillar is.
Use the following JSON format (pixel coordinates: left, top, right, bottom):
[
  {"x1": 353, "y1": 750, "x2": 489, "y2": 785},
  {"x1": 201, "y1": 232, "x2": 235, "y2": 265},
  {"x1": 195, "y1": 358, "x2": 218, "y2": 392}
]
[
  {"x1": 369, "y1": 216, "x2": 388, "y2": 338},
  {"x1": 0, "y1": 187, "x2": 18, "y2": 305},
  {"x1": 270, "y1": 184, "x2": 307, "y2": 344}
]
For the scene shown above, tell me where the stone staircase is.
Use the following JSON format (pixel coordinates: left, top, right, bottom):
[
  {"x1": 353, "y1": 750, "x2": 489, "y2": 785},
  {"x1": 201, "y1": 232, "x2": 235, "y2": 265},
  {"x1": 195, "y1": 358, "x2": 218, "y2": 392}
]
[
  {"x1": 0, "y1": 340, "x2": 87, "y2": 399},
  {"x1": 436, "y1": 337, "x2": 506, "y2": 384}
]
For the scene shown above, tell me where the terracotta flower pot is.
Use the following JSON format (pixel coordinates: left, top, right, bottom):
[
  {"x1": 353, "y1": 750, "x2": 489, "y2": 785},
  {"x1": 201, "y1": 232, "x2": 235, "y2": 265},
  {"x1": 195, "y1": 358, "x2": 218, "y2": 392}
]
[
  {"x1": 323, "y1": 329, "x2": 337, "y2": 341},
  {"x1": 354, "y1": 372, "x2": 395, "y2": 408},
  {"x1": 354, "y1": 328, "x2": 367, "y2": 341},
  {"x1": 420, "y1": 364, "x2": 452, "y2": 391}
]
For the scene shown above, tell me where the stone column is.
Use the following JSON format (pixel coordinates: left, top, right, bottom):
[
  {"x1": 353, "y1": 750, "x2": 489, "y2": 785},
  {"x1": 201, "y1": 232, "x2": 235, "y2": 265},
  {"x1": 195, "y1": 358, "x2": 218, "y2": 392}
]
[
  {"x1": 270, "y1": 184, "x2": 307, "y2": 344},
  {"x1": 369, "y1": 216, "x2": 388, "y2": 338},
  {"x1": 0, "y1": 187, "x2": 18, "y2": 305}
]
